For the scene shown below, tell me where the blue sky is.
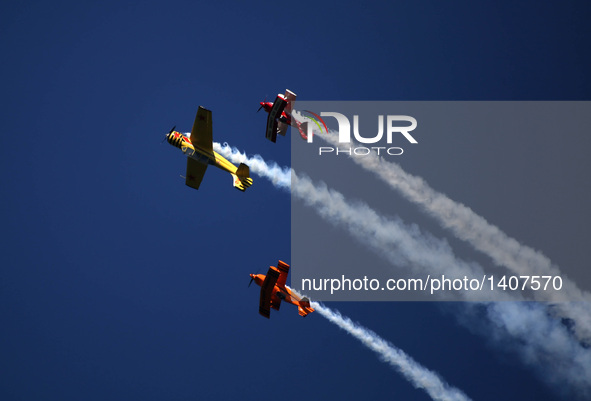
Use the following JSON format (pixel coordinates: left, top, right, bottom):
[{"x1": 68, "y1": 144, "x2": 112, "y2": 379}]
[{"x1": 1, "y1": 1, "x2": 590, "y2": 400}]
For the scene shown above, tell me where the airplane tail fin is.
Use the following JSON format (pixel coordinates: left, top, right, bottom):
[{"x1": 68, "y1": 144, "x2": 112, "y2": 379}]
[
  {"x1": 296, "y1": 121, "x2": 309, "y2": 141},
  {"x1": 297, "y1": 297, "x2": 315, "y2": 317},
  {"x1": 232, "y1": 163, "x2": 253, "y2": 191},
  {"x1": 236, "y1": 163, "x2": 250, "y2": 179}
]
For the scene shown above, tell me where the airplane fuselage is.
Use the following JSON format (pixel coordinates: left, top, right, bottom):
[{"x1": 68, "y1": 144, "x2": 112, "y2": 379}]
[
  {"x1": 168, "y1": 131, "x2": 239, "y2": 176},
  {"x1": 260, "y1": 102, "x2": 292, "y2": 125},
  {"x1": 250, "y1": 273, "x2": 300, "y2": 307}
]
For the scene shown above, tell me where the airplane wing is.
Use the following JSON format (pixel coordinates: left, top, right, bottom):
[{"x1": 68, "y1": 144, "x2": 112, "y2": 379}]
[
  {"x1": 265, "y1": 95, "x2": 287, "y2": 142},
  {"x1": 284, "y1": 89, "x2": 296, "y2": 114},
  {"x1": 275, "y1": 260, "x2": 290, "y2": 289},
  {"x1": 259, "y1": 266, "x2": 280, "y2": 318},
  {"x1": 277, "y1": 121, "x2": 288, "y2": 137},
  {"x1": 265, "y1": 117, "x2": 278, "y2": 142},
  {"x1": 185, "y1": 157, "x2": 208, "y2": 190},
  {"x1": 189, "y1": 106, "x2": 214, "y2": 154}
]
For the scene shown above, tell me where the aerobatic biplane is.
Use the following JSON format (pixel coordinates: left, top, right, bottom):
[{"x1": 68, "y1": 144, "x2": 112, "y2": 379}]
[
  {"x1": 165, "y1": 106, "x2": 253, "y2": 191},
  {"x1": 258, "y1": 89, "x2": 307, "y2": 142},
  {"x1": 249, "y1": 260, "x2": 315, "y2": 318}
]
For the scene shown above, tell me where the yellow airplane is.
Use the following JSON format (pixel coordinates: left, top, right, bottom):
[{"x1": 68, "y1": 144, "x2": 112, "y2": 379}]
[{"x1": 166, "y1": 106, "x2": 253, "y2": 191}]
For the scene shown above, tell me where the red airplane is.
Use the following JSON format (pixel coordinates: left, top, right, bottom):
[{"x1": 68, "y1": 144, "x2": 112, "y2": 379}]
[
  {"x1": 249, "y1": 260, "x2": 315, "y2": 318},
  {"x1": 258, "y1": 89, "x2": 308, "y2": 142}
]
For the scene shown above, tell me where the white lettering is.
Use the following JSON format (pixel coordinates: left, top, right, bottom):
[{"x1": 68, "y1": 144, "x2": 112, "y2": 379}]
[
  {"x1": 353, "y1": 115, "x2": 384, "y2": 143},
  {"x1": 387, "y1": 115, "x2": 418, "y2": 144},
  {"x1": 320, "y1": 112, "x2": 350, "y2": 143}
]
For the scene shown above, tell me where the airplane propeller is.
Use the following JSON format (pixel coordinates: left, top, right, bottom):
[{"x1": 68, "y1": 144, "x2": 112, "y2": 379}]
[
  {"x1": 257, "y1": 96, "x2": 268, "y2": 113},
  {"x1": 248, "y1": 269, "x2": 261, "y2": 288},
  {"x1": 161, "y1": 125, "x2": 176, "y2": 143}
]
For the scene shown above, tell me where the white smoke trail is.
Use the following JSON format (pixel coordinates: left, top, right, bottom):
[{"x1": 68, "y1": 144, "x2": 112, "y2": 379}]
[
  {"x1": 312, "y1": 302, "x2": 472, "y2": 401},
  {"x1": 296, "y1": 172, "x2": 591, "y2": 396},
  {"x1": 316, "y1": 132, "x2": 591, "y2": 339},
  {"x1": 213, "y1": 142, "x2": 591, "y2": 396},
  {"x1": 213, "y1": 142, "x2": 291, "y2": 189}
]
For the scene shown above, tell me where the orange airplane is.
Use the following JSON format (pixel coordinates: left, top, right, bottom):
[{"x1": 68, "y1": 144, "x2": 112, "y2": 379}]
[{"x1": 249, "y1": 261, "x2": 314, "y2": 318}]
